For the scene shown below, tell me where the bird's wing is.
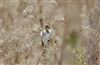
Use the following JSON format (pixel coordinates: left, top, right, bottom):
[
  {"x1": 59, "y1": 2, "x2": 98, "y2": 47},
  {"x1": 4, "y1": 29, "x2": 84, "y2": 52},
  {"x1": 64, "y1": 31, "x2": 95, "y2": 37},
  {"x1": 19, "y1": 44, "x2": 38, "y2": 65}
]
[
  {"x1": 40, "y1": 30, "x2": 45, "y2": 36},
  {"x1": 40, "y1": 31, "x2": 43, "y2": 36}
]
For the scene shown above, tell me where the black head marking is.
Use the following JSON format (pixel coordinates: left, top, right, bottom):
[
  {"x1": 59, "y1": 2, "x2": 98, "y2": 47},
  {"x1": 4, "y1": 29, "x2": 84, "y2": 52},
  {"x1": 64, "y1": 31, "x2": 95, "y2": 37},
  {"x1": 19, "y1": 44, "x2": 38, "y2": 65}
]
[
  {"x1": 45, "y1": 25, "x2": 50, "y2": 33},
  {"x1": 45, "y1": 25, "x2": 50, "y2": 29}
]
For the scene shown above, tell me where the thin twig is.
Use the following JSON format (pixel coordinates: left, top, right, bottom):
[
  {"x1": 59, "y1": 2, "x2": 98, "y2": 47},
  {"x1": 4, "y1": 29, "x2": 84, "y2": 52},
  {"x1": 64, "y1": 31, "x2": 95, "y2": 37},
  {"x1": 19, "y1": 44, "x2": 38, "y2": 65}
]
[{"x1": 36, "y1": 49, "x2": 45, "y2": 65}]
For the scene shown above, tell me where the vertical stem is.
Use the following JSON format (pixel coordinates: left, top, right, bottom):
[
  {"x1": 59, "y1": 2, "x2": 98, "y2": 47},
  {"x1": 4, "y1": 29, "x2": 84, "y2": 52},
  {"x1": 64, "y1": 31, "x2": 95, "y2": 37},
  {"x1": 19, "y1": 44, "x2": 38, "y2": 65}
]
[{"x1": 38, "y1": 0, "x2": 44, "y2": 28}]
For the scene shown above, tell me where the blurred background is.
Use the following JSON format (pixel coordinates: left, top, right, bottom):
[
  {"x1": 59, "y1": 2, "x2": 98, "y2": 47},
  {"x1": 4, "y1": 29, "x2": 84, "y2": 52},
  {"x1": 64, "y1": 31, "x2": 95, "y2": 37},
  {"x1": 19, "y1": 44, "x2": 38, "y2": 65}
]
[{"x1": 0, "y1": 0, "x2": 100, "y2": 65}]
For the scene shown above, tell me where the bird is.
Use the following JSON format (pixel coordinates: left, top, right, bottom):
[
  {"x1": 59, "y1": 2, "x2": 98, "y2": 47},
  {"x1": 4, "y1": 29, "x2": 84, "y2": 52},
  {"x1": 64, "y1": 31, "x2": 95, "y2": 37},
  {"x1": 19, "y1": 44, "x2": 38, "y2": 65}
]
[{"x1": 40, "y1": 25, "x2": 52, "y2": 48}]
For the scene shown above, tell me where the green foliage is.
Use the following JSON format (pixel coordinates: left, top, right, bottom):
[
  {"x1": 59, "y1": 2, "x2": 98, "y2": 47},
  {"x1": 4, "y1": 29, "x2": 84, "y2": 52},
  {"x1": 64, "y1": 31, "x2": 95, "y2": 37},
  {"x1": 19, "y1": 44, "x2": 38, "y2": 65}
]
[
  {"x1": 73, "y1": 48, "x2": 85, "y2": 65},
  {"x1": 68, "y1": 31, "x2": 78, "y2": 48}
]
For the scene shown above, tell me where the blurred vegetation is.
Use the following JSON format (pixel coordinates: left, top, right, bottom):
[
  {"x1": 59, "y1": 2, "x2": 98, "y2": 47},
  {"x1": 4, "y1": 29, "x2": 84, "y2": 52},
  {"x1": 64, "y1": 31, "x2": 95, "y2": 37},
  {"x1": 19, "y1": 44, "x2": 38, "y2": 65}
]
[
  {"x1": 65, "y1": 31, "x2": 85, "y2": 65},
  {"x1": 68, "y1": 31, "x2": 78, "y2": 48},
  {"x1": 73, "y1": 48, "x2": 85, "y2": 65}
]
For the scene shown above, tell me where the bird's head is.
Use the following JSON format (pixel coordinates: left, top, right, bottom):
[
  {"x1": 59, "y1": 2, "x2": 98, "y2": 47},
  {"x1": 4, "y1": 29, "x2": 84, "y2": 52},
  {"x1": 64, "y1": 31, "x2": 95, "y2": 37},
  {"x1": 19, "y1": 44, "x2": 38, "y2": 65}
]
[{"x1": 45, "y1": 25, "x2": 50, "y2": 33}]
